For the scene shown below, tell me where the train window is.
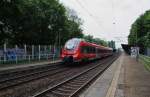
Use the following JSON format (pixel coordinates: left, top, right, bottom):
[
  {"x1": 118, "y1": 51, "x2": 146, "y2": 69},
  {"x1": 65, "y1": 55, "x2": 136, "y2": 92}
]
[
  {"x1": 97, "y1": 49, "x2": 101, "y2": 53},
  {"x1": 87, "y1": 46, "x2": 90, "y2": 53},
  {"x1": 81, "y1": 46, "x2": 96, "y2": 54},
  {"x1": 88, "y1": 46, "x2": 92, "y2": 53},
  {"x1": 91, "y1": 47, "x2": 93, "y2": 53},
  {"x1": 98, "y1": 49, "x2": 101, "y2": 53},
  {"x1": 91, "y1": 47, "x2": 96, "y2": 53},
  {"x1": 93, "y1": 47, "x2": 96, "y2": 53},
  {"x1": 89, "y1": 46, "x2": 94, "y2": 53},
  {"x1": 65, "y1": 38, "x2": 80, "y2": 50},
  {"x1": 81, "y1": 46, "x2": 88, "y2": 54}
]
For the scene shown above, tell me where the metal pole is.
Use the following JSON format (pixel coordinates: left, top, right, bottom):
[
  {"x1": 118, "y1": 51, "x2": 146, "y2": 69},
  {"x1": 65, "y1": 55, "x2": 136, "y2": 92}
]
[
  {"x1": 15, "y1": 45, "x2": 18, "y2": 64},
  {"x1": 44, "y1": 45, "x2": 47, "y2": 60},
  {"x1": 50, "y1": 45, "x2": 51, "y2": 51},
  {"x1": 29, "y1": 55, "x2": 30, "y2": 63},
  {"x1": 24, "y1": 44, "x2": 27, "y2": 60},
  {"x1": 53, "y1": 45, "x2": 55, "y2": 61},
  {"x1": 59, "y1": 31, "x2": 61, "y2": 47},
  {"x1": 32, "y1": 45, "x2": 34, "y2": 60},
  {"x1": 38, "y1": 45, "x2": 41, "y2": 61},
  {"x1": 4, "y1": 43, "x2": 6, "y2": 62}
]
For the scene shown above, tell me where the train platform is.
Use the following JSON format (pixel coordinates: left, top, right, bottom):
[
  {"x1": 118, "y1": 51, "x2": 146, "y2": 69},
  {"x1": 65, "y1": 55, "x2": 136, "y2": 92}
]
[
  {"x1": 80, "y1": 52, "x2": 150, "y2": 97},
  {"x1": 0, "y1": 59, "x2": 61, "y2": 72}
]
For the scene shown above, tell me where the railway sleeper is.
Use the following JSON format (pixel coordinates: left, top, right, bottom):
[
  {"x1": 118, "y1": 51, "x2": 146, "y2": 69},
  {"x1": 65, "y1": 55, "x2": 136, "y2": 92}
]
[
  {"x1": 69, "y1": 81, "x2": 86, "y2": 85},
  {"x1": 57, "y1": 87, "x2": 76, "y2": 92},
  {"x1": 67, "y1": 81, "x2": 84, "y2": 85},
  {"x1": 65, "y1": 83, "x2": 83, "y2": 87},
  {"x1": 78, "y1": 77, "x2": 91, "y2": 80},
  {"x1": 51, "y1": 90, "x2": 71, "y2": 96},
  {"x1": 61, "y1": 85, "x2": 78, "y2": 90},
  {"x1": 45, "y1": 93, "x2": 58, "y2": 97},
  {"x1": 69, "y1": 82, "x2": 85, "y2": 86},
  {"x1": 72, "y1": 79, "x2": 87, "y2": 82}
]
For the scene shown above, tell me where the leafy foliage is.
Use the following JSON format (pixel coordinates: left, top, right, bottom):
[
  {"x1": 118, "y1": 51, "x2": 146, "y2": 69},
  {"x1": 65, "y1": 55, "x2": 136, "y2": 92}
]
[
  {"x1": 146, "y1": 32, "x2": 150, "y2": 47},
  {"x1": 128, "y1": 10, "x2": 150, "y2": 48},
  {"x1": 83, "y1": 35, "x2": 108, "y2": 47},
  {"x1": 0, "y1": 0, "x2": 109, "y2": 47},
  {"x1": 108, "y1": 40, "x2": 116, "y2": 49},
  {"x1": 0, "y1": 0, "x2": 83, "y2": 45}
]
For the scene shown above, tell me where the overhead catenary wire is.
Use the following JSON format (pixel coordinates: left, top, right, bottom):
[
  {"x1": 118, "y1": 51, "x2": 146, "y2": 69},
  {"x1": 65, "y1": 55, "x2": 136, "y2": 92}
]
[
  {"x1": 75, "y1": 0, "x2": 106, "y2": 33},
  {"x1": 69, "y1": 0, "x2": 125, "y2": 43}
]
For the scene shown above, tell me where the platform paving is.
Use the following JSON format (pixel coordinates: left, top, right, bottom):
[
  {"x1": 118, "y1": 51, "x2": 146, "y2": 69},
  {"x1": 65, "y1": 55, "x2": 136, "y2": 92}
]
[
  {"x1": 80, "y1": 52, "x2": 150, "y2": 97},
  {"x1": 123, "y1": 54, "x2": 150, "y2": 97},
  {"x1": 79, "y1": 53, "x2": 123, "y2": 97}
]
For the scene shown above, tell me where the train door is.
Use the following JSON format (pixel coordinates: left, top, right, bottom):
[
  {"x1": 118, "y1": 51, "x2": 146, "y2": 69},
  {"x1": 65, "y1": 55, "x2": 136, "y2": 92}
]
[
  {"x1": 96, "y1": 47, "x2": 101, "y2": 58},
  {"x1": 95, "y1": 47, "x2": 98, "y2": 58}
]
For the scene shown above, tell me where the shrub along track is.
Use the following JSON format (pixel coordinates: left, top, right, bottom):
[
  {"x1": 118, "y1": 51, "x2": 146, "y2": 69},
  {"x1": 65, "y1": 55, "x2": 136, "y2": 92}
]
[{"x1": 0, "y1": 53, "x2": 119, "y2": 97}]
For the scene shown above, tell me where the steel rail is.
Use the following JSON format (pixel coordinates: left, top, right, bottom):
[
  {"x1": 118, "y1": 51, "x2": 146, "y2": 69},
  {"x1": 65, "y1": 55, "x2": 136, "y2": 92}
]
[
  {"x1": 70, "y1": 56, "x2": 119, "y2": 97},
  {"x1": 0, "y1": 61, "x2": 62, "y2": 75},
  {"x1": 0, "y1": 64, "x2": 69, "y2": 90},
  {"x1": 32, "y1": 54, "x2": 119, "y2": 97}
]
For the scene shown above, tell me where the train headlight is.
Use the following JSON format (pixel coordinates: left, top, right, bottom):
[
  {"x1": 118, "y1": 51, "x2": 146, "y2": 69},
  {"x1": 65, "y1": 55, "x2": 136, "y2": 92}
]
[{"x1": 73, "y1": 53, "x2": 79, "y2": 58}]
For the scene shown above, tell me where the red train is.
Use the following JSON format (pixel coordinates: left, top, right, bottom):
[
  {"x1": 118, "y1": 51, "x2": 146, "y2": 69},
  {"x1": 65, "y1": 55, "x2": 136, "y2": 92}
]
[{"x1": 61, "y1": 38, "x2": 113, "y2": 62}]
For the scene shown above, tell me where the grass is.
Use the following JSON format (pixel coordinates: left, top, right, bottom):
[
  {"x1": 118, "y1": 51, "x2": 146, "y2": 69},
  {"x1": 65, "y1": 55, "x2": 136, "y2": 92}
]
[{"x1": 139, "y1": 54, "x2": 150, "y2": 71}]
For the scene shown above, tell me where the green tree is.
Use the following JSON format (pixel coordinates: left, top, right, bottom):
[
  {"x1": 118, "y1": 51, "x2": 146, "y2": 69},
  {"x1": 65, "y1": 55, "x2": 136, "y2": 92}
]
[
  {"x1": 83, "y1": 35, "x2": 108, "y2": 46},
  {"x1": 93, "y1": 38, "x2": 108, "y2": 47},
  {"x1": 146, "y1": 32, "x2": 150, "y2": 47},
  {"x1": 128, "y1": 10, "x2": 150, "y2": 48},
  {"x1": 0, "y1": 0, "x2": 83, "y2": 46},
  {"x1": 61, "y1": 8, "x2": 83, "y2": 45},
  {"x1": 108, "y1": 40, "x2": 116, "y2": 49},
  {"x1": 83, "y1": 35, "x2": 94, "y2": 42}
]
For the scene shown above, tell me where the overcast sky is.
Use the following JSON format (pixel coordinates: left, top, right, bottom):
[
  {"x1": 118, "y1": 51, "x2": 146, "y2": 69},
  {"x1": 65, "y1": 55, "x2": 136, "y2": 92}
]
[{"x1": 59, "y1": 0, "x2": 150, "y2": 48}]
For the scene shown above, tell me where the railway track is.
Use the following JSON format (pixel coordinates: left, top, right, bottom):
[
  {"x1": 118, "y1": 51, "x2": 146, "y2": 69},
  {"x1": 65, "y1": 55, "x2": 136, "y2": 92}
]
[
  {"x1": 0, "y1": 67, "x2": 69, "y2": 90},
  {"x1": 0, "y1": 62, "x2": 62, "y2": 79},
  {"x1": 32, "y1": 55, "x2": 118, "y2": 97},
  {"x1": 0, "y1": 54, "x2": 119, "y2": 97},
  {"x1": 0, "y1": 62, "x2": 73, "y2": 90}
]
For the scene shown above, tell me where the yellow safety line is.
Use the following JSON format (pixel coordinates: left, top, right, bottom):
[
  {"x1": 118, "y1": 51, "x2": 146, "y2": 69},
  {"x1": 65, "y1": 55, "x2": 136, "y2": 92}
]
[{"x1": 105, "y1": 55, "x2": 123, "y2": 97}]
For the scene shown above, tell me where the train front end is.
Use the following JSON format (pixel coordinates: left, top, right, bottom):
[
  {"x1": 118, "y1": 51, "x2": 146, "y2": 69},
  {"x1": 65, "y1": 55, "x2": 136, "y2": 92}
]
[{"x1": 61, "y1": 38, "x2": 81, "y2": 63}]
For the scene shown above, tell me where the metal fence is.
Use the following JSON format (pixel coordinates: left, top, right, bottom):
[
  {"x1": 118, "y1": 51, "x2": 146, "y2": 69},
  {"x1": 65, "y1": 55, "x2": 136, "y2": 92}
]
[{"x1": 0, "y1": 44, "x2": 62, "y2": 64}]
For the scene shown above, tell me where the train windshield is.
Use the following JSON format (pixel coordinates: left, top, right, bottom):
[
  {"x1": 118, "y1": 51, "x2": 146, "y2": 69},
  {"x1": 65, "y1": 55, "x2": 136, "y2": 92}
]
[{"x1": 65, "y1": 38, "x2": 80, "y2": 50}]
